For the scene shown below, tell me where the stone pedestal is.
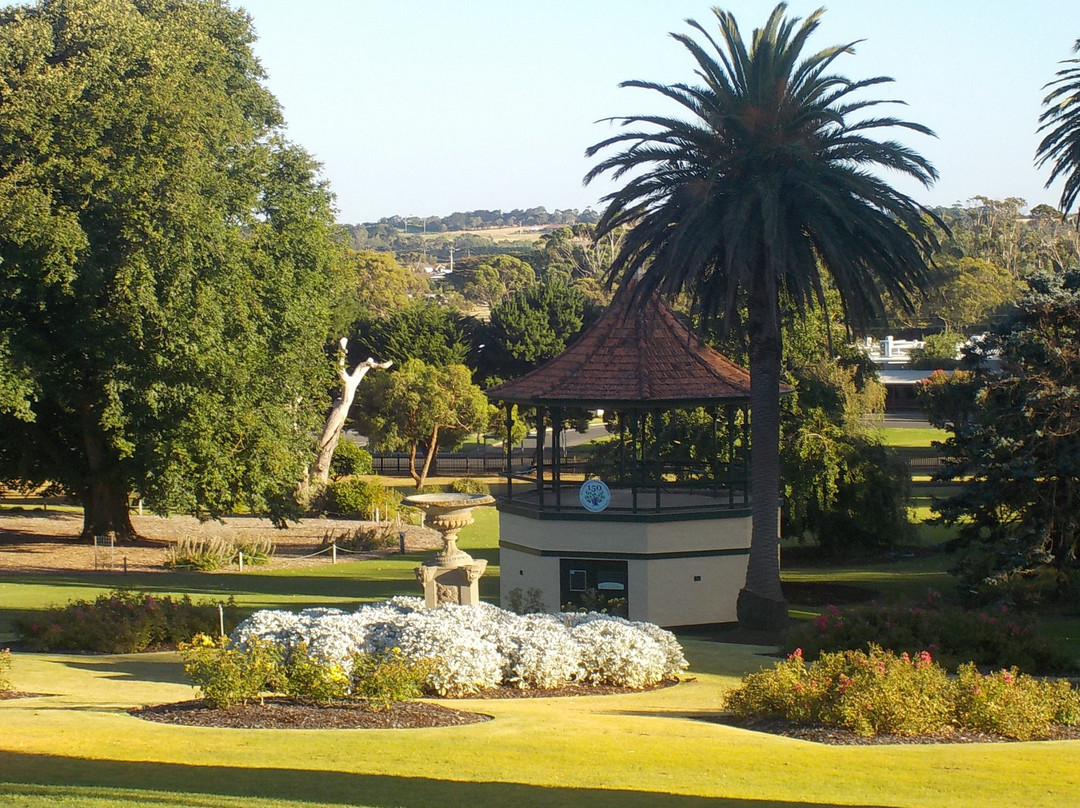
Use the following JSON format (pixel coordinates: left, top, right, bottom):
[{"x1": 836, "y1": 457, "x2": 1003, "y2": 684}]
[
  {"x1": 403, "y1": 493, "x2": 495, "y2": 608},
  {"x1": 415, "y1": 559, "x2": 488, "y2": 607}
]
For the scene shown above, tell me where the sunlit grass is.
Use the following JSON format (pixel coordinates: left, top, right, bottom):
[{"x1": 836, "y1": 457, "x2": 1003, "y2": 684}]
[
  {"x1": 879, "y1": 427, "x2": 949, "y2": 448},
  {"x1": 2, "y1": 638, "x2": 1079, "y2": 808}
]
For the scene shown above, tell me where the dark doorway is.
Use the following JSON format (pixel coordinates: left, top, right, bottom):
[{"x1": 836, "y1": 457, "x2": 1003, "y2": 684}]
[{"x1": 560, "y1": 558, "x2": 629, "y2": 617}]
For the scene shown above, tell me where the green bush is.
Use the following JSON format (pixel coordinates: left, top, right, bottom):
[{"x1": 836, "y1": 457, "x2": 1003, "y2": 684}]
[
  {"x1": 0, "y1": 648, "x2": 12, "y2": 692},
  {"x1": 330, "y1": 440, "x2": 373, "y2": 479},
  {"x1": 235, "y1": 537, "x2": 275, "y2": 566},
  {"x1": 953, "y1": 663, "x2": 1080, "y2": 740},
  {"x1": 321, "y1": 523, "x2": 398, "y2": 553},
  {"x1": 507, "y1": 587, "x2": 547, "y2": 615},
  {"x1": 350, "y1": 648, "x2": 435, "y2": 711},
  {"x1": 180, "y1": 633, "x2": 282, "y2": 709},
  {"x1": 164, "y1": 536, "x2": 276, "y2": 571},
  {"x1": 325, "y1": 477, "x2": 400, "y2": 519},
  {"x1": 278, "y1": 642, "x2": 350, "y2": 704},
  {"x1": 15, "y1": 590, "x2": 235, "y2": 653},
  {"x1": 164, "y1": 537, "x2": 237, "y2": 571},
  {"x1": 447, "y1": 477, "x2": 489, "y2": 495},
  {"x1": 726, "y1": 646, "x2": 1080, "y2": 740},
  {"x1": 179, "y1": 639, "x2": 434, "y2": 711},
  {"x1": 785, "y1": 592, "x2": 1073, "y2": 673}
]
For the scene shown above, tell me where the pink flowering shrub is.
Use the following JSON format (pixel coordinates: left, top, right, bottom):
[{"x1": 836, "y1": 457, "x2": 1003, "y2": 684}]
[
  {"x1": 953, "y1": 663, "x2": 1080, "y2": 740},
  {"x1": 727, "y1": 646, "x2": 953, "y2": 736},
  {"x1": 786, "y1": 591, "x2": 1071, "y2": 673},
  {"x1": 727, "y1": 646, "x2": 1080, "y2": 739},
  {"x1": 16, "y1": 590, "x2": 233, "y2": 653}
]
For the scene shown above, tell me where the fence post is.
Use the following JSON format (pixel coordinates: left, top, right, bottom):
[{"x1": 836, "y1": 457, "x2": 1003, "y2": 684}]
[{"x1": 332, "y1": 543, "x2": 337, "y2": 564}]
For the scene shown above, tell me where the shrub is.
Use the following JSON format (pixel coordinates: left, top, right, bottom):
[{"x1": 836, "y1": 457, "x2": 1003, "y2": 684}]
[
  {"x1": 506, "y1": 587, "x2": 546, "y2": 615},
  {"x1": 728, "y1": 646, "x2": 954, "y2": 736},
  {"x1": 786, "y1": 592, "x2": 1073, "y2": 673},
  {"x1": 180, "y1": 633, "x2": 282, "y2": 709},
  {"x1": 320, "y1": 523, "x2": 398, "y2": 553},
  {"x1": 277, "y1": 642, "x2": 350, "y2": 704},
  {"x1": 325, "y1": 477, "x2": 400, "y2": 520},
  {"x1": 350, "y1": 648, "x2": 435, "y2": 710},
  {"x1": 726, "y1": 646, "x2": 1080, "y2": 739},
  {"x1": 231, "y1": 598, "x2": 688, "y2": 696},
  {"x1": 16, "y1": 590, "x2": 234, "y2": 653},
  {"x1": 0, "y1": 649, "x2": 12, "y2": 692},
  {"x1": 235, "y1": 537, "x2": 275, "y2": 566},
  {"x1": 447, "y1": 477, "x2": 489, "y2": 495},
  {"x1": 330, "y1": 440, "x2": 373, "y2": 479},
  {"x1": 953, "y1": 663, "x2": 1080, "y2": 740},
  {"x1": 165, "y1": 537, "x2": 236, "y2": 571}
]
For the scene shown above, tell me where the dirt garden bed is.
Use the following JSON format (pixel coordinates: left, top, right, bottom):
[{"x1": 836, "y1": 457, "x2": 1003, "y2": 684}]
[{"x1": 0, "y1": 510, "x2": 442, "y2": 575}]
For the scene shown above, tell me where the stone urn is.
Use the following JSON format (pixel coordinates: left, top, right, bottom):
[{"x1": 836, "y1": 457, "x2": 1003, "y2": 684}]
[{"x1": 403, "y1": 492, "x2": 494, "y2": 607}]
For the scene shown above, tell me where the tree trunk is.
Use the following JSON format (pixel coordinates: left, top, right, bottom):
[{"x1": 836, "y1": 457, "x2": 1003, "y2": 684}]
[
  {"x1": 81, "y1": 407, "x2": 138, "y2": 541},
  {"x1": 414, "y1": 427, "x2": 440, "y2": 490},
  {"x1": 737, "y1": 281, "x2": 789, "y2": 632},
  {"x1": 309, "y1": 340, "x2": 391, "y2": 485},
  {"x1": 81, "y1": 479, "x2": 138, "y2": 541}
]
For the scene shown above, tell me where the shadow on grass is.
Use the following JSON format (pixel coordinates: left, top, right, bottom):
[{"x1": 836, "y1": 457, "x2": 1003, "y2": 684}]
[
  {"x1": 0, "y1": 752, "x2": 887, "y2": 808},
  {"x1": 53, "y1": 655, "x2": 190, "y2": 686}
]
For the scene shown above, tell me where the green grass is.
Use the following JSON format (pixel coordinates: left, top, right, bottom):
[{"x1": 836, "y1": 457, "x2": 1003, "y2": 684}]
[
  {"x1": 0, "y1": 509, "x2": 500, "y2": 643},
  {"x1": 3, "y1": 638, "x2": 1079, "y2": 808},
  {"x1": 879, "y1": 427, "x2": 949, "y2": 448},
  {"x1": 5, "y1": 506, "x2": 1080, "y2": 807}
]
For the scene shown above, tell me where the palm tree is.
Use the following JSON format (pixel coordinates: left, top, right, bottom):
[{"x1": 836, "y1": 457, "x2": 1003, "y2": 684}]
[
  {"x1": 1037, "y1": 39, "x2": 1080, "y2": 218},
  {"x1": 585, "y1": 4, "x2": 940, "y2": 631}
]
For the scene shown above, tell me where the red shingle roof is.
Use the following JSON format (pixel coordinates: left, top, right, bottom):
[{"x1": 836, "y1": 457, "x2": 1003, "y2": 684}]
[{"x1": 486, "y1": 291, "x2": 770, "y2": 407}]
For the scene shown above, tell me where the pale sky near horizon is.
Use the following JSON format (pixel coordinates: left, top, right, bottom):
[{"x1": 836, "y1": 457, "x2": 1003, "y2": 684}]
[{"x1": 238, "y1": 0, "x2": 1079, "y2": 224}]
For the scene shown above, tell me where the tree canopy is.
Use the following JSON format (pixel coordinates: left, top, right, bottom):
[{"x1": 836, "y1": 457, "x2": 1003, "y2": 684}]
[
  {"x1": 1037, "y1": 39, "x2": 1080, "y2": 218},
  {"x1": 922, "y1": 270, "x2": 1080, "y2": 603},
  {"x1": 0, "y1": 0, "x2": 349, "y2": 537},
  {"x1": 585, "y1": 3, "x2": 939, "y2": 630},
  {"x1": 354, "y1": 360, "x2": 488, "y2": 489}
]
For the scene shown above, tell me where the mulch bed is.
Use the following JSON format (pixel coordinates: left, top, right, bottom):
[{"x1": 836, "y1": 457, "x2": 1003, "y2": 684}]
[
  {"x1": 129, "y1": 680, "x2": 679, "y2": 729},
  {"x1": 0, "y1": 691, "x2": 45, "y2": 701},
  {"x1": 132, "y1": 698, "x2": 492, "y2": 730},
  {"x1": 709, "y1": 715, "x2": 1080, "y2": 744}
]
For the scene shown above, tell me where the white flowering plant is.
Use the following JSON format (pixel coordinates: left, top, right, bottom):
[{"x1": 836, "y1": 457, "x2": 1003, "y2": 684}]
[{"x1": 229, "y1": 598, "x2": 688, "y2": 698}]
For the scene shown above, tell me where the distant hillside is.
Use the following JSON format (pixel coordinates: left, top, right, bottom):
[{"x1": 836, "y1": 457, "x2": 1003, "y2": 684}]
[{"x1": 342, "y1": 206, "x2": 598, "y2": 257}]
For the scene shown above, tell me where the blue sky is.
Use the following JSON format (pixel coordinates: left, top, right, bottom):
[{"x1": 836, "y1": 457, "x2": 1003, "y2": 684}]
[{"x1": 238, "y1": 0, "x2": 1079, "y2": 224}]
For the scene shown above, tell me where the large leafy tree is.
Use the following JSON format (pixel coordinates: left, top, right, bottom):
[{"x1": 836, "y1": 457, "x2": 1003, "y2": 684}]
[
  {"x1": 354, "y1": 360, "x2": 488, "y2": 490},
  {"x1": 0, "y1": 0, "x2": 349, "y2": 538},
  {"x1": 922, "y1": 271, "x2": 1080, "y2": 602},
  {"x1": 585, "y1": 4, "x2": 939, "y2": 630},
  {"x1": 478, "y1": 278, "x2": 590, "y2": 384},
  {"x1": 1037, "y1": 39, "x2": 1080, "y2": 218}
]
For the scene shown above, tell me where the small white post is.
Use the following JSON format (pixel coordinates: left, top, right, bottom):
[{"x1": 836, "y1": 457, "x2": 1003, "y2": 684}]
[
  {"x1": 238, "y1": 551, "x2": 244, "y2": 572},
  {"x1": 332, "y1": 543, "x2": 338, "y2": 564},
  {"x1": 217, "y1": 604, "x2": 225, "y2": 638}
]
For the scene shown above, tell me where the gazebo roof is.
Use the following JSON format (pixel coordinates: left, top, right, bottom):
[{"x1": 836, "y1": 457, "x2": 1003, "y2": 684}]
[{"x1": 486, "y1": 290, "x2": 777, "y2": 408}]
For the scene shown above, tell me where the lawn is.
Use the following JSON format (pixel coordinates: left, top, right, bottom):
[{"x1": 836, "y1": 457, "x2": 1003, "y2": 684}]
[
  {"x1": 4, "y1": 495, "x2": 1080, "y2": 807},
  {"x1": 3, "y1": 637, "x2": 1079, "y2": 808}
]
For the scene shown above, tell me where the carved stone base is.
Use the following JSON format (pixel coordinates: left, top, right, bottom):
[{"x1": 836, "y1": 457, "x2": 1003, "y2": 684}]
[{"x1": 415, "y1": 560, "x2": 489, "y2": 608}]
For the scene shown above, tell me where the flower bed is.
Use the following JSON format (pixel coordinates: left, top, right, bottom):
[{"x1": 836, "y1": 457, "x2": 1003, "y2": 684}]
[
  {"x1": 230, "y1": 597, "x2": 688, "y2": 698},
  {"x1": 725, "y1": 646, "x2": 1080, "y2": 741}
]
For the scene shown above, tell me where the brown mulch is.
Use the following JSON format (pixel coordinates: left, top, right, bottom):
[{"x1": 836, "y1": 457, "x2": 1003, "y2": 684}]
[
  {"x1": 0, "y1": 691, "x2": 45, "y2": 700},
  {"x1": 132, "y1": 697, "x2": 492, "y2": 730},
  {"x1": 129, "y1": 681, "x2": 679, "y2": 730},
  {"x1": 709, "y1": 714, "x2": 1080, "y2": 745}
]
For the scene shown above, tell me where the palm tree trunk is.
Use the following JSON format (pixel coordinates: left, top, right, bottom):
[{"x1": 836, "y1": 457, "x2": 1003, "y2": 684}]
[{"x1": 737, "y1": 283, "x2": 789, "y2": 632}]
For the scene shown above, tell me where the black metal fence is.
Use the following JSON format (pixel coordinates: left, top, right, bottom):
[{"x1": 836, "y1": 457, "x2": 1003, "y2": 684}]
[{"x1": 369, "y1": 451, "x2": 589, "y2": 477}]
